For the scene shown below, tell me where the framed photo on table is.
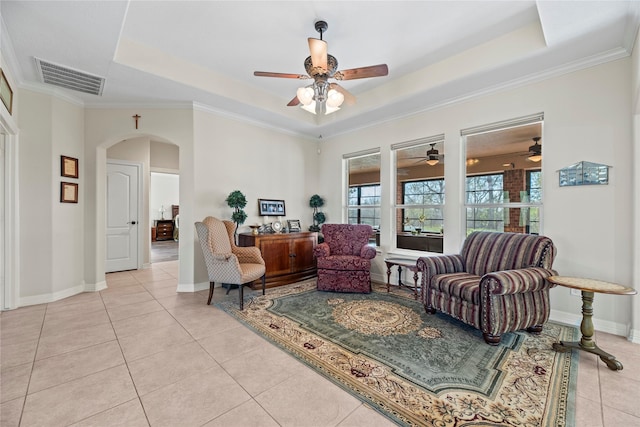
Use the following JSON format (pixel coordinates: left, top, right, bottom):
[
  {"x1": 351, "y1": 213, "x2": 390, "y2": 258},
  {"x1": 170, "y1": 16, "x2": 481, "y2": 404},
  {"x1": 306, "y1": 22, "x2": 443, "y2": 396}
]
[
  {"x1": 287, "y1": 219, "x2": 301, "y2": 232},
  {"x1": 61, "y1": 155, "x2": 79, "y2": 178},
  {"x1": 60, "y1": 182, "x2": 78, "y2": 203},
  {"x1": 258, "y1": 199, "x2": 286, "y2": 216}
]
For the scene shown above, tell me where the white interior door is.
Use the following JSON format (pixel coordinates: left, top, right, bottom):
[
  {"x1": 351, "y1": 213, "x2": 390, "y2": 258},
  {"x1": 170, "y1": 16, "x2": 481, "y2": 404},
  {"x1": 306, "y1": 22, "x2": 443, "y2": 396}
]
[{"x1": 106, "y1": 161, "x2": 140, "y2": 272}]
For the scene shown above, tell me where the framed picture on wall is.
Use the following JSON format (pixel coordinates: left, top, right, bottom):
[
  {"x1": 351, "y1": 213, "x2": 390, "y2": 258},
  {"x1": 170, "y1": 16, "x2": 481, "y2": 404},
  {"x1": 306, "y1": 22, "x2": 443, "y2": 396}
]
[
  {"x1": 258, "y1": 199, "x2": 286, "y2": 216},
  {"x1": 0, "y1": 69, "x2": 13, "y2": 115},
  {"x1": 61, "y1": 155, "x2": 79, "y2": 178},
  {"x1": 60, "y1": 182, "x2": 78, "y2": 203}
]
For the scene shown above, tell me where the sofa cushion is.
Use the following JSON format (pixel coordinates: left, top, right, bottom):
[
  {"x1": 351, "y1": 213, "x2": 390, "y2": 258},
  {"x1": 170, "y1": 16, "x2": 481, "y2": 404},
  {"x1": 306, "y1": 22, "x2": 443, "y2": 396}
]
[
  {"x1": 461, "y1": 231, "x2": 555, "y2": 277},
  {"x1": 430, "y1": 272, "x2": 481, "y2": 305},
  {"x1": 317, "y1": 255, "x2": 371, "y2": 271}
]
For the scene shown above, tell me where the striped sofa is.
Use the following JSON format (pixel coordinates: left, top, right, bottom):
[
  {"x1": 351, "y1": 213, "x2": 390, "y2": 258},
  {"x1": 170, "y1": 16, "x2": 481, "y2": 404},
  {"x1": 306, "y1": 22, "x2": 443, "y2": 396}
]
[{"x1": 417, "y1": 231, "x2": 557, "y2": 345}]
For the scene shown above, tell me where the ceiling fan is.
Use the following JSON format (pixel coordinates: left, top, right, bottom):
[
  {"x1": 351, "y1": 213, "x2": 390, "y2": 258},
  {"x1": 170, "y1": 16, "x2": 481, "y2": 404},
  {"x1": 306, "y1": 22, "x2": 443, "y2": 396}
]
[
  {"x1": 525, "y1": 136, "x2": 542, "y2": 162},
  {"x1": 407, "y1": 143, "x2": 444, "y2": 166},
  {"x1": 253, "y1": 20, "x2": 389, "y2": 115}
]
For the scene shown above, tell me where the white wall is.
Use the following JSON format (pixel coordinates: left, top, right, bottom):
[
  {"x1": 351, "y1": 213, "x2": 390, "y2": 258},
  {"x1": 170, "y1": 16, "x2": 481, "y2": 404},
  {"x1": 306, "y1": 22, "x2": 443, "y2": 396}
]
[
  {"x1": 318, "y1": 58, "x2": 636, "y2": 338},
  {"x1": 18, "y1": 89, "x2": 85, "y2": 304},
  {"x1": 191, "y1": 108, "x2": 319, "y2": 286}
]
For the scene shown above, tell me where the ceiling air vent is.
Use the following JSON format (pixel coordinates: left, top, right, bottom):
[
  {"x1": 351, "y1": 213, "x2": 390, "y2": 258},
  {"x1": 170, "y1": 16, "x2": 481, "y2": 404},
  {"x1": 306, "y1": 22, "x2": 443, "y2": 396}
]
[{"x1": 35, "y1": 58, "x2": 105, "y2": 96}]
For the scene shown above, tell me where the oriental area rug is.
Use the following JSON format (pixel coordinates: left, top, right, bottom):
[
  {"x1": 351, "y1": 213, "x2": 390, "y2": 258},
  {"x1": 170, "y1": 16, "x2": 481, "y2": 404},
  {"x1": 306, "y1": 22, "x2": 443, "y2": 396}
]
[{"x1": 218, "y1": 280, "x2": 579, "y2": 427}]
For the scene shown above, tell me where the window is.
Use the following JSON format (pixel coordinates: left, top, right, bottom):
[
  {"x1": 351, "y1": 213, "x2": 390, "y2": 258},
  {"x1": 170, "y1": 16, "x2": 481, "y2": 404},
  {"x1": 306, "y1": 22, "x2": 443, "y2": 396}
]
[
  {"x1": 463, "y1": 115, "x2": 543, "y2": 236},
  {"x1": 393, "y1": 136, "x2": 445, "y2": 253},
  {"x1": 345, "y1": 151, "x2": 381, "y2": 245}
]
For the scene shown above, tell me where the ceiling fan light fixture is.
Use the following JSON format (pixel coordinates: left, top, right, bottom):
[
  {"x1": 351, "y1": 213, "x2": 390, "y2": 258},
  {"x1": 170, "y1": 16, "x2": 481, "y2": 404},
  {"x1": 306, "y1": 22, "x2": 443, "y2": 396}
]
[
  {"x1": 326, "y1": 88, "x2": 344, "y2": 108},
  {"x1": 426, "y1": 159, "x2": 439, "y2": 166},
  {"x1": 296, "y1": 86, "x2": 314, "y2": 105},
  {"x1": 527, "y1": 154, "x2": 542, "y2": 162}
]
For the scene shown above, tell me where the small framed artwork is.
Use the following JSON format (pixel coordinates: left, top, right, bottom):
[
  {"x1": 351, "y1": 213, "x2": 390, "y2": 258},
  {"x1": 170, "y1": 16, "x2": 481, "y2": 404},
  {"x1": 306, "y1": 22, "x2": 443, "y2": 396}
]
[
  {"x1": 287, "y1": 219, "x2": 301, "y2": 232},
  {"x1": 0, "y1": 69, "x2": 13, "y2": 115},
  {"x1": 61, "y1": 155, "x2": 79, "y2": 178},
  {"x1": 60, "y1": 182, "x2": 78, "y2": 203},
  {"x1": 258, "y1": 199, "x2": 286, "y2": 216}
]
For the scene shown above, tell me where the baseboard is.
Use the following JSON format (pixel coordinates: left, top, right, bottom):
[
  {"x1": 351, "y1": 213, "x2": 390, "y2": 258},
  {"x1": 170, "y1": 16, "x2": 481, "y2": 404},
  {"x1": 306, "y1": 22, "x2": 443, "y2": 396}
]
[
  {"x1": 176, "y1": 281, "x2": 209, "y2": 293},
  {"x1": 628, "y1": 328, "x2": 640, "y2": 344},
  {"x1": 19, "y1": 283, "x2": 86, "y2": 307},
  {"x1": 549, "y1": 308, "x2": 634, "y2": 339},
  {"x1": 85, "y1": 280, "x2": 107, "y2": 292}
]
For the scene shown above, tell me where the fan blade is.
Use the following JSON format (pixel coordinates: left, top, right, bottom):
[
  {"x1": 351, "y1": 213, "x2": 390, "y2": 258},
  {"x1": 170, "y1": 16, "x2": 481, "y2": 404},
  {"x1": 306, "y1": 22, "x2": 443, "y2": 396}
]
[
  {"x1": 329, "y1": 83, "x2": 356, "y2": 106},
  {"x1": 287, "y1": 96, "x2": 301, "y2": 107},
  {"x1": 254, "y1": 71, "x2": 310, "y2": 79},
  {"x1": 308, "y1": 38, "x2": 328, "y2": 70},
  {"x1": 336, "y1": 64, "x2": 388, "y2": 80}
]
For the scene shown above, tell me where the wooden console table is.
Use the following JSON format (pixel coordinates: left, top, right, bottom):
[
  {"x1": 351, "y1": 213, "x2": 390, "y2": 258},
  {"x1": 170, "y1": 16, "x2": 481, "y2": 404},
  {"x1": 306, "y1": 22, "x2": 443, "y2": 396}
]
[
  {"x1": 547, "y1": 276, "x2": 637, "y2": 371},
  {"x1": 384, "y1": 257, "x2": 421, "y2": 300},
  {"x1": 239, "y1": 232, "x2": 317, "y2": 289}
]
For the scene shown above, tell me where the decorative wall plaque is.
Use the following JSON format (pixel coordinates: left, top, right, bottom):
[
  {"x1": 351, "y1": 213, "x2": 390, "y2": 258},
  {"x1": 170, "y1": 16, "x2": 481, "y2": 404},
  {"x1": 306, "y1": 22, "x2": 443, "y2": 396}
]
[{"x1": 558, "y1": 161, "x2": 610, "y2": 187}]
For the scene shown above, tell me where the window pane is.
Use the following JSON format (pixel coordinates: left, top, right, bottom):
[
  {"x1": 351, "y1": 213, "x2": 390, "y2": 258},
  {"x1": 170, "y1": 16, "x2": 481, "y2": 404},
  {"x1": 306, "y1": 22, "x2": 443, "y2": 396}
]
[
  {"x1": 466, "y1": 207, "x2": 505, "y2": 234},
  {"x1": 347, "y1": 152, "x2": 381, "y2": 232}
]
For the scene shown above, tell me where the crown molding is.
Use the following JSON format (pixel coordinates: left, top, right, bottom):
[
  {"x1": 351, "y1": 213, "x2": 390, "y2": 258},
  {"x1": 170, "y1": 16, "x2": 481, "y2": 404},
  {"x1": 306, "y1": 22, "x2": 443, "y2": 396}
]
[
  {"x1": 191, "y1": 102, "x2": 316, "y2": 141},
  {"x1": 20, "y1": 81, "x2": 85, "y2": 107},
  {"x1": 318, "y1": 47, "x2": 631, "y2": 140}
]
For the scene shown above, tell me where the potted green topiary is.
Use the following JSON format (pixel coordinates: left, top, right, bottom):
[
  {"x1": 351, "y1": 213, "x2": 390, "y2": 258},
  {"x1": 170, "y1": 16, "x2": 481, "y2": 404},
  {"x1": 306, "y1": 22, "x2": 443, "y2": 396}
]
[
  {"x1": 309, "y1": 194, "x2": 325, "y2": 232},
  {"x1": 226, "y1": 190, "x2": 248, "y2": 241}
]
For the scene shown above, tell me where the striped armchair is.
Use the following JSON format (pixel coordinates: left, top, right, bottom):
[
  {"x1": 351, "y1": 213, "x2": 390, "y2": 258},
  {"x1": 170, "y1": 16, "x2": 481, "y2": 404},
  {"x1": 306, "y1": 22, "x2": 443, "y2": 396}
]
[{"x1": 417, "y1": 231, "x2": 557, "y2": 345}]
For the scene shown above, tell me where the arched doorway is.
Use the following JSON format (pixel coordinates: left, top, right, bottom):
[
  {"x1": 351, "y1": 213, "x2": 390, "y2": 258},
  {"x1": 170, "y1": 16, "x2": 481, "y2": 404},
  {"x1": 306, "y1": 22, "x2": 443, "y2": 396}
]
[{"x1": 103, "y1": 135, "x2": 180, "y2": 271}]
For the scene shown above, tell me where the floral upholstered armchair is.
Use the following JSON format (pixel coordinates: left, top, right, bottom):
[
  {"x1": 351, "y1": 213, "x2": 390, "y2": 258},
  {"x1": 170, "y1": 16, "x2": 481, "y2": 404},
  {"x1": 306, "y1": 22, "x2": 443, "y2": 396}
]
[
  {"x1": 417, "y1": 231, "x2": 557, "y2": 345},
  {"x1": 314, "y1": 224, "x2": 377, "y2": 293}
]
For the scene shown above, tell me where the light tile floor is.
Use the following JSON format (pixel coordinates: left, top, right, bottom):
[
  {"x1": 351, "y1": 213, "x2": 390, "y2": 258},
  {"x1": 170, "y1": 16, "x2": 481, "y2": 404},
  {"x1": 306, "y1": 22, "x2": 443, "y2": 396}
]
[{"x1": 1, "y1": 260, "x2": 638, "y2": 426}]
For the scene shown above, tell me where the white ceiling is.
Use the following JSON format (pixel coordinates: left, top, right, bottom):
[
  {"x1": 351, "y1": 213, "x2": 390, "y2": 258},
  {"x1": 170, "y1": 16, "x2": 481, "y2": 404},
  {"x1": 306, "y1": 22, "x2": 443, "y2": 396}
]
[{"x1": 2, "y1": 1, "x2": 639, "y2": 139}]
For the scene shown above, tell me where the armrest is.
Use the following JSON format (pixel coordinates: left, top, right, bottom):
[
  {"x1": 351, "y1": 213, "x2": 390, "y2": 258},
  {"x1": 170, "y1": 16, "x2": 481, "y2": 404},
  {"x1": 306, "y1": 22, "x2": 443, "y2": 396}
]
[
  {"x1": 481, "y1": 267, "x2": 557, "y2": 295},
  {"x1": 360, "y1": 245, "x2": 376, "y2": 260},
  {"x1": 314, "y1": 242, "x2": 331, "y2": 258},
  {"x1": 233, "y1": 246, "x2": 265, "y2": 265},
  {"x1": 212, "y1": 253, "x2": 234, "y2": 262},
  {"x1": 417, "y1": 254, "x2": 465, "y2": 276}
]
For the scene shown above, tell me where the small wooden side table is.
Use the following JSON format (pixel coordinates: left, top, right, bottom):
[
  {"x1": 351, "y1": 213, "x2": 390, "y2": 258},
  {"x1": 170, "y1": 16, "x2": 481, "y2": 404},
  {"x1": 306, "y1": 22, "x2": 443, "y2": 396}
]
[
  {"x1": 547, "y1": 276, "x2": 637, "y2": 371},
  {"x1": 384, "y1": 257, "x2": 421, "y2": 300}
]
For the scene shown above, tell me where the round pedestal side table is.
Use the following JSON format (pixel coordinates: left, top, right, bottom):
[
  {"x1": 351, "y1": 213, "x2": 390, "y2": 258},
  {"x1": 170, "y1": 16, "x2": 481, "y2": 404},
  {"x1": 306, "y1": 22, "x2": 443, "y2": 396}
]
[{"x1": 547, "y1": 276, "x2": 637, "y2": 371}]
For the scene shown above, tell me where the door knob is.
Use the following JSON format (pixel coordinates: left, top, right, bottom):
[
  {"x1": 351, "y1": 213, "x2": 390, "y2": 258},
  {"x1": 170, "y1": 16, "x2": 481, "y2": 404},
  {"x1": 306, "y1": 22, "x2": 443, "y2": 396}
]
[{"x1": 128, "y1": 221, "x2": 137, "y2": 225}]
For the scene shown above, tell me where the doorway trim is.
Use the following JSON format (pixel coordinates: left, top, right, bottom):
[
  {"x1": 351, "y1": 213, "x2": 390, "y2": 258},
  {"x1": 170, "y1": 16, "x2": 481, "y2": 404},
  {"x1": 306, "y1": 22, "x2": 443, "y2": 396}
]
[{"x1": 0, "y1": 111, "x2": 19, "y2": 310}]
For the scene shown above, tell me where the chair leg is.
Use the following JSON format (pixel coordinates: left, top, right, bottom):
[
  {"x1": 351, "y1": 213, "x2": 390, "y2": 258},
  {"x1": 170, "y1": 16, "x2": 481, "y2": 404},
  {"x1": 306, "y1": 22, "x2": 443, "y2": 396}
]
[
  {"x1": 527, "y1": 325, "x2": 543, "y2": 334},
  {"x1": 483, "y1": 333, "x2": 501, "y2": 345},
  {"x1": 239, "y1": 283, "x2": 244, "y2": 310},
  {"x1": 425, "y1": 306, "x2": 437, "y2": 314},
  {"x1": 207, "y1": 282, "x2": 215, "y2": 305},
  {"x1": 261, "y1": 274, "x2": 266, "y2": 295}
]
